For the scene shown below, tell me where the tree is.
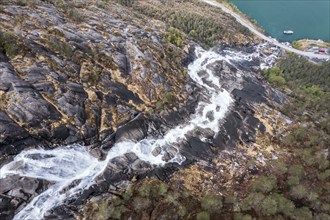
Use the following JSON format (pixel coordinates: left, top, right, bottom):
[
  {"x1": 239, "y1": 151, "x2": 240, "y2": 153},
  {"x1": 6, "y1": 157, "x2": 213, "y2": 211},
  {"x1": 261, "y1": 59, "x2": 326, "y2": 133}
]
[
  {"x1": 261, "y1": 196, "x2": 278, "y2": 216},
  {"x1": 250, "y1": 175, "x2": 277, "y2": 194},
  {"x1": 201, "y1": 195, "x2": 223, "y2": 213}
]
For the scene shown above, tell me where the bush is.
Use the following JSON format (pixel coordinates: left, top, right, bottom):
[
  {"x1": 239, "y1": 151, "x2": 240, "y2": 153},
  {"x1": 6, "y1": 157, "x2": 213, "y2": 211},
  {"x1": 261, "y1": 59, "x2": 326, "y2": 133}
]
[
  {"x1": 287, "y1": 165, "x2": 305, "y2": 179},
  {"x1": 0, "y1": 31, "x2": 27, "y2": 57},
  {"x1": 240, "y1": 193, "x2": 265, "y2": 211},
  {"x1": 109, "y1": 205, "x2": 128, "y2": 219},
  {"x1": 261, "y1": 196, "x2": 278, "y2": 216},
  {"x1": 292, "y1": 207, "x2": 312, "y2": 220},
  {"x1": 46, "y1": 37, "x2": 74, "y2": 58},
  {"x1": 263, "y1": 66, "x2": 286, "y2": 88},
  {"x1": 200, "y1": 194, "x2": 223, "y2": 213},
  {"x1": 287, "y1": 176, "x2": 300, "y2": 186},
  {"x1": 196, "y1": 211, "x2": 210, "y2": 220},
  {"x1": 318, "y1": 169, "x2": 330, "y2": 181},
  {"x1": 271, "y1": 194, "x2": 295, "y2": 217},
  {"x1": 250, "y1": 175, "x2": 277, "y2": 193},
  {"x1": 132, "y1": 197, "x2": 152, "y2": 211},
  {"x1": 282, "y1": 127, "x2": 309, "y2": 147},
  {"x1": 290, "y1": 185, "x2": 308, "y2": 200},
  {"x1": 116, "y1": 0, "x2": 134, "y2": 7},
  {"x1": 270, "y1": 160, "x2": 288, "y2": 175},
  {"x1": 166, "y1": 27, "x2": 185, "y2": 47},
  {"x1": 314, "y1": 213, "x2": 330, "y2": 220}
]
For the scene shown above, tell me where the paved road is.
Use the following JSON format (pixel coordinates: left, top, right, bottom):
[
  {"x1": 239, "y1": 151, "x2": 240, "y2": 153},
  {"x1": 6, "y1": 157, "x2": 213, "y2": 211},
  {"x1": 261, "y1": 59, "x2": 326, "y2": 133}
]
[{"x1": 202, "y1": 0, "x2": 330, "y2": 60}]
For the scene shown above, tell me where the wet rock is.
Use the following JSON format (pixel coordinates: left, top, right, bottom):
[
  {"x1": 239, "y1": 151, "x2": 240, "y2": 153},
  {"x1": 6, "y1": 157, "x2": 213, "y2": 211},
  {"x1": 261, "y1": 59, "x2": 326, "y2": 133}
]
[
  {"x1": 0, "y1": 111, "x2": 30, "y2": 145},
  {"x1": 115, "y1": 117, "x2": 148, "y2": 142},
  {"x1": 51, "y1": 124, "x2": 70, "y2": 141},
  {"x1": 152, "y1": 146, "x2": 161, "y2": 157},
  {"x1": 0, "y1": 175, "x2": 46, "y2": 219},
  {"x1": 181, "y1": 136, "x2": 213, "y2": 161},
  {"x1": 0, "y1": 197, "x2": 14, "y2": 220}
]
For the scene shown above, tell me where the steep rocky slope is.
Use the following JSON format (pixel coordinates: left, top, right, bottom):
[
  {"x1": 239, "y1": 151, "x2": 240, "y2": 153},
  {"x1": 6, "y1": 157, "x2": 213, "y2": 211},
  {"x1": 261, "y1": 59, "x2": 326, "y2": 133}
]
[
  {"x1": 0, "y1": 0, "x2": 289, "y2": 219},
  {"x1": 0, "y1": 0, "x2": 257, "y2": 156},
  {"x1": 0, "y1": 0, "x2": 189, "y2": 155}
]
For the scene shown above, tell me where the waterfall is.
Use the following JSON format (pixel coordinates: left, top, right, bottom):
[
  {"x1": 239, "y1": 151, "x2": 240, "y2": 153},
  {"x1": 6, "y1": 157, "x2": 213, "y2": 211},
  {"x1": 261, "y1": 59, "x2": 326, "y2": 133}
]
[{"x1": 0, "y1": 45, "x2": 272, "y2": 219}]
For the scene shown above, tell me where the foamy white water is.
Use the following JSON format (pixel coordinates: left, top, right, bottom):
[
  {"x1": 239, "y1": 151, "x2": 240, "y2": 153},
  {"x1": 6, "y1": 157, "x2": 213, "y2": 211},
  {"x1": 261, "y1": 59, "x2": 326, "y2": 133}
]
[{"x1": 0, "y1": 46, "x2": 270, "y2": 219}]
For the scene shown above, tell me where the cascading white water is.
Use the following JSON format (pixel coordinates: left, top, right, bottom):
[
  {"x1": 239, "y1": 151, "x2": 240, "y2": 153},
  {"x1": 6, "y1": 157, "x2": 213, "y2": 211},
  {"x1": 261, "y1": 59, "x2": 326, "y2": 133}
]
[{"x1": 0, "y1": 45, "x2": 273, "y2": 220}]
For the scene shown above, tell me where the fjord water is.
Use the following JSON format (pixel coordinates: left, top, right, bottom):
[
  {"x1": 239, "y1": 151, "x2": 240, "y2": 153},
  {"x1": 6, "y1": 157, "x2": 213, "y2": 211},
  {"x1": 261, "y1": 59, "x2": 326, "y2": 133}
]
[{"x1": 230, "y1": 0, "x2": 330, "y2": 42}]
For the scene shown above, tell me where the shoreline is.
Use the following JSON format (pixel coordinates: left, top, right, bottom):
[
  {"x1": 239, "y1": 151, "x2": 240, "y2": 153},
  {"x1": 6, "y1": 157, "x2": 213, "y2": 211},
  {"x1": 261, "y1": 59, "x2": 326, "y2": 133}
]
[
  {"x1": 216, "y1": 0, "x2": 330, "y2": 54},
  {"x1": 210, "y1": 0, "x2": 330, "y2": 59},
  {"x1": 224, "y1": 0, "x2": 330, "y2": 45}
]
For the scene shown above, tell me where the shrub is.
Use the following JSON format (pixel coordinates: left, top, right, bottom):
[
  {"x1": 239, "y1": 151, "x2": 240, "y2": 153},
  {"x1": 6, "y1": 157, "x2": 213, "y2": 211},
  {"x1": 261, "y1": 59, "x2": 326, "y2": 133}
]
[
  {"x1": 64, "y1": 8, "x2": 84, "y2": 22},
  {"x1": 282, "y1": 127, "x2": 309, "y2": 147},
  {"x1": 196, "y1": 211, "x2": 210, "y2": 220},
  {"x1": 250, "y1": 175, "x2": 277, "y2": 193},
  {"x1": 271, "y1": 194, "x2": 295, "y2": 217},
  {"x1": 263, "y1": 66, "x2": 286, "y2": 88},
  {"x1": 132, "y1": 197, "x2": 152, "y2": 211},
  {"x1": 109, "y1": 205, "x2": 128, "y2": 219},
  {"x1": 270, "y1": 160, "x2": 288, "y2": 175},
  {"x1": 178, "y1": 206, "x2": 187, "y2": 218},
  {"x1": 46, "y1": 37, "x2": 74, "y2": 58},
  {"x1": 240, "y1": 193, "x2": 265, "y2": 211},
  {"x1": 138, "y1": 184, "x2": 151, "y2": 197},
  {"x1": 200, "y1": 194, "x2": 223, "y2": 213},
  {"x1": 268, "y1": 74, "x2": 286, "y2": 88},
  {"x1": 261, "y1": 196, "x2": 278, "y2": 216},
  {"x1": 318, "y1": 169, "x2": 330, "y2": 181},
  {"x1": 0, "y1": 31, "x2": 27, "y2": 57},
  {"x1": 292, "y1": 207, "x2": 312, "y2": 220},
  {"x1": 224, "y1": 194, "x2": 237, "y2": 204},
  {"x1": 287, "y1": 176, "x2": 300, "y2": 186},
  {"x1": 166, "y1": 27, "x2": 185, "y2": 47},
  {"x1": 314, "y1": 213, "x2": 330, "y2": 220},
  {"x1": 116, "y1": 0, "x2": 134, "y2": 7},
  {"x1": 287, "y1": 165, "x2": 305, "y2": 179},
  {"x1": 150, "y1": 182, "x2": 169, "y2": 197},
  {"x1": 290, "y1": 185, "x2": 308, "y2": 200},
  {"x1": 306, "y1": 191, "x2": 319, "y2": 203}
]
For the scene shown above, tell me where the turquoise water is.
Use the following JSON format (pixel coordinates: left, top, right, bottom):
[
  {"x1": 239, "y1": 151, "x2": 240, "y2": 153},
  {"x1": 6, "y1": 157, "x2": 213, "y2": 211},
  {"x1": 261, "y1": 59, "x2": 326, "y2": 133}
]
[{"x1": 230, "y1": 0, "x2": 330, "y2": 42}]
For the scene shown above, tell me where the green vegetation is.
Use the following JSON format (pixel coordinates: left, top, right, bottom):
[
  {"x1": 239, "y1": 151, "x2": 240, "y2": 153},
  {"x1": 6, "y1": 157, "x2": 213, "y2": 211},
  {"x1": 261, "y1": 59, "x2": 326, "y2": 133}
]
[
  {"x1": 200, "y1": 194, "x2": 223, "y2": 213},
  {"x1": 263, "y1": 66, "x2": 286, "y2": 88},
  {"x1": 196, "y1": 211, "x2": 210, "y2": 220},
  {"x1": 83, "y1": 57, "x2": 330, "y2": 219},
  {"x1": 0, "y1": 31, "x2": 29, "y2": 57},
  {"x1": 116, "y1": 0, "x2": 134, "y2": 7},
  {"x1": 44, "y1": 0, "x2": 85, "y2": 22},
  {"x1": 291, "y1": 40, "x2": 303, "y2": 49},
  {"x1": 116, "y1": 0, "x2": 252, "y2": 48},
  {"x1": 264, "y1": 55, "x2": 330, "y2": 119},
  {"x1": 1, "y1": 0, "x2": 40, "y2": 6},
  {"x1": 255, "y1": 56, "x2": 330, "y2": 219},
  {"x1": 156, "y1": 91, "x2": 177, "y2": 110},
  {"x1": 166, "y1": 27, "x2": 185, "y2": 47},
  {"x1": 46, "y1": 37, "x2": 75, "y2": 59}
]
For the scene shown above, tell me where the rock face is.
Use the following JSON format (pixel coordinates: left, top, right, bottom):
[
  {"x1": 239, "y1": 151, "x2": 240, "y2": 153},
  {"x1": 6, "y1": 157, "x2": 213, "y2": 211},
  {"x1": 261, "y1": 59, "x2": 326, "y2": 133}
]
[{"x1": 0, "y1": 0, "x2": 193, "y2": 155}]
